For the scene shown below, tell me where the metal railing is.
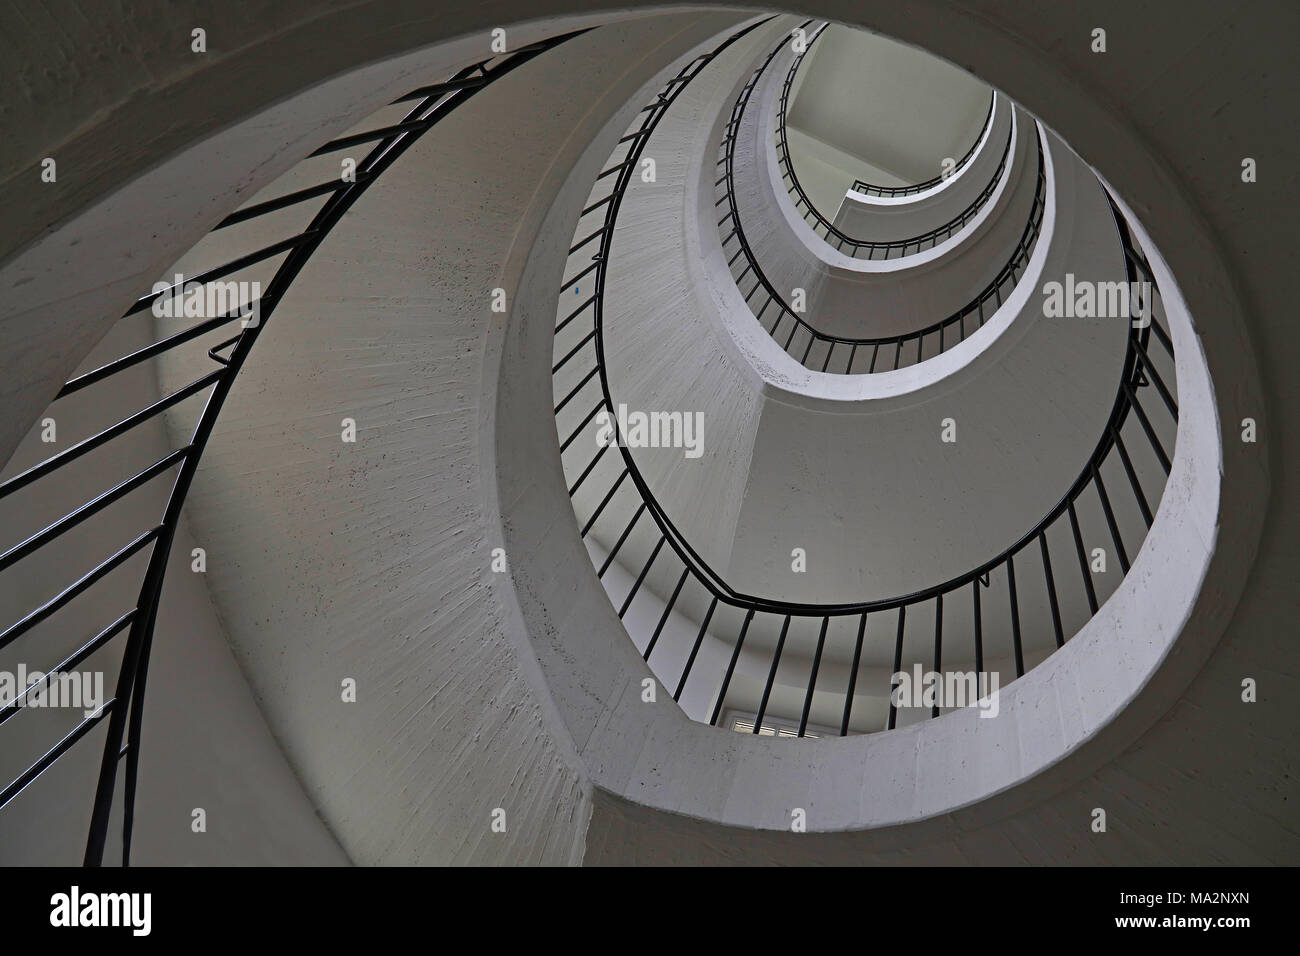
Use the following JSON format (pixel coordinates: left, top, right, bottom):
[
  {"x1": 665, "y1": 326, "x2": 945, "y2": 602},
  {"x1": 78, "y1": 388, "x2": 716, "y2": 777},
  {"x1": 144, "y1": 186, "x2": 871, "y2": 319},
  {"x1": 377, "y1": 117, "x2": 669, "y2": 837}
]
[
  {"x1": 775, "y1": 25, "x2": 1010, "y2": 259},
  {"x1": 0, "y1": 31, "x2": 583, "y2": 865},
  {"x1": 718, "y1": 36, "x2": 1046, "y2": 374},
  {"x1": 851, "y1": 94, "x2": 997, "y2": 197},
  {"x1": 553, "y1": 25, "x2": 1178, "y2": 736}
]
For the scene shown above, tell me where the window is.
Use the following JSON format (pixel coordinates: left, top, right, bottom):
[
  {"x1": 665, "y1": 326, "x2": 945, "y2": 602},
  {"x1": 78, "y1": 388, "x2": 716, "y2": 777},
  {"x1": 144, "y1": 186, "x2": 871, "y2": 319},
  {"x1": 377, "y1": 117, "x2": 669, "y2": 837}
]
[{"x1": 725, "y1": 711, "x2": 833, "y2": 738}]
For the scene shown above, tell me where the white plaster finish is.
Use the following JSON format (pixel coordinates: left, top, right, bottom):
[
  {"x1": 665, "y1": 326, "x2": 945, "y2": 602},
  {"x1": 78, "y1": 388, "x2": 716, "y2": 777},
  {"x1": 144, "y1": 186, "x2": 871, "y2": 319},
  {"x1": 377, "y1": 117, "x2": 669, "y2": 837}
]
[
  {"x1": 784, "y1": 23, "x2": 991, "y2": 185},
  {"x1": 580, "y1": 0, "x2": 1281, "y2": 862},
  {"x1": 574, "y1": 20, "x2": 793, "y2": 574},
  {"x1": 779, "y1": 24, "x2": 990, "y2": 216},
  {"x1": 729, "y1": 38, "x2": 1040, "y2": 342},
  {"x1": 0, "y1": 0, "x2": 1285, "y2": 865},
  {"x1": 588, "y1": 98, "x2": 1133, "y2": 618},
  {"x1": 499, "y1": 2, "x2": 1276, "y2": 861},
  {"x1": 520, "y1": 169, "x2": 1224, "y2": 836},
  {"x1": 723, "y1": 133, "x2": 1129, "y2": 603},
  {"x1": 569, "y1": 106, "x2": 1174, "y2": 725},
  {"x1": 832, "y1": 93, "x2": 1012, "y2": 241},
  {"x1": 0, "y1": 316, "x2": 348, "y2": 866},
  {"x1": 0, "y1": 6, "x2": 688, "y2": 486},
  {"x1": 783, "y1": 127, "x2": 906, "y2": 219},
  {"x1": 150, "y1": 13, "x2": 757, "y2": 865}
]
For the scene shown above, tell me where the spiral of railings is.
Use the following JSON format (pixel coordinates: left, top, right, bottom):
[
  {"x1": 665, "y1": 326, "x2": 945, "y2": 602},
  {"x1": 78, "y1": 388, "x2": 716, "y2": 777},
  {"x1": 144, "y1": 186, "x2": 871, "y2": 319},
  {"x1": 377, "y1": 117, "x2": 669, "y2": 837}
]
[
  {"x1": 0, "y1": 32, "x2": 585, "y2": 865},
  {"x1": 718, "y1": 28, "x2": 1045, "y2": 374},
  {"x1": 553, "y1": 23, "x2": 1178, "y2": 737}
]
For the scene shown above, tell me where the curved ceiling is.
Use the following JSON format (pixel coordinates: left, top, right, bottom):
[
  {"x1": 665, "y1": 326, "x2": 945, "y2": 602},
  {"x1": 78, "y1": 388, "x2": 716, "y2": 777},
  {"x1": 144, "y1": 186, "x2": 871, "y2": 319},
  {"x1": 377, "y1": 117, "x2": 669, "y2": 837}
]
[
  {"x1": 0, "y1": 0, "x2": 1291, "y2": 867},
  {"x1": 787, "y1": 24, "x2": 991, "y2": 185}
]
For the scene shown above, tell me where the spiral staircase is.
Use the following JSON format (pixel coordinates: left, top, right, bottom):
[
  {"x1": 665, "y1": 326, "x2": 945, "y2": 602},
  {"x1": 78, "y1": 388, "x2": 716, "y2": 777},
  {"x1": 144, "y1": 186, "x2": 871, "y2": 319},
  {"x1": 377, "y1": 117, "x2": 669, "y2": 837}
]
[{"x1": 0, "y1": 2, "x2": 1292, "y2": 866}]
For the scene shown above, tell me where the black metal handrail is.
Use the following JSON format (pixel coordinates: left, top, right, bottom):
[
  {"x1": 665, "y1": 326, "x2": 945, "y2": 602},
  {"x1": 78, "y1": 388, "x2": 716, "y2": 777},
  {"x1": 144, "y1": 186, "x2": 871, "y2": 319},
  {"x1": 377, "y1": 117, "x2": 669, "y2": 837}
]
[
  {"x1": 851, "y1": 93, "x2": 997, "y2": 197},
  {"x1": 553, "y1": 26, "x2": 1178, "y2": 736},
  {"x1": 0, "y1": 31, "x2": 584, "y2": 866},
  {"x1": 718, "y1": 36, "x2": 1046, "y2": 374},
  {"x1": 775, "y1": 25, "x2": 1010, "y2": 260}
]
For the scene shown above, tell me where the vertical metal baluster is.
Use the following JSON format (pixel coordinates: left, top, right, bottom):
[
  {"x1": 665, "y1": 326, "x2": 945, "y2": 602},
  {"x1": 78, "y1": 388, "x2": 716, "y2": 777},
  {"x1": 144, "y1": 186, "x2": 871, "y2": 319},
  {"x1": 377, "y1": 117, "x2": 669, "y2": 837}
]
[
  {"x1": 1125, "y1": 380, "x2": 1171, "y2": 473},
  {"x1": 1007, "y1": 554, "x2": 1024, "y2": 677},
  {"x1": 644, "y1": 567, "x2": 689, "y2": 661},
  {"x1": 931, "y1": 594, "x2": 943, "y2": 718},
  {"x1": 1133, "y1": 339, "x2": 1177, "y2": 418},
  {"x1": 674, "y1": 596, "x2": 718, "y2": 700},
  {"x1": 1112, "y1": 426, "x2": 1154, "y2": 527},
  {"x1": 798, "y1": 616, "x2": 829, "y2": 737},
  {"x1": 754, "y1": 615, "x2": 791, "y2": 733},
  {"x1": 887, "y1": 606, "x2": 906, "y2": 730},
  {"x1": 1093, "y1": 461, "x2": 1130, "y2": 574},
  {"x1": 580, "y1": 468, "x2": 628, "y2": 537},
  {"x1": 1039, "y1": 531, "x2": 1064, "y2": 648},
  {"x1": 710, "y1": 609, "x2": 755, "y2": 726},
  {"x1": 597, "y1": 502, "x2": 645, "y2": 577},
  {"x1": 840, "y1": 613, "x2": 867, "y2": 736},
  {"x1": 1068, "y1": 499, "x2": 1099, "y2": 613},
  {"x1": 1149, "y1": 315, "x2": 1174, "y2": 359},
  {"x1": 567, "y1": 438, "x2": 608, "y2": 496},
  {"x1": 618, "y1": 535, "x2": 665, "y2": 617}
]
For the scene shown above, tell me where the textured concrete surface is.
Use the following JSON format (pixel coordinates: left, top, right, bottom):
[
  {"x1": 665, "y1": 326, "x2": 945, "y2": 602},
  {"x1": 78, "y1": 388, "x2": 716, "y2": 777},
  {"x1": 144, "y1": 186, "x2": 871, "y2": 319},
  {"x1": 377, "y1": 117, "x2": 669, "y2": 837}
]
[
  {"x1": 0, "y1": 4, "x2": 678, "y2": 497},
  {"x1": 732, "y1": 39, "x2": 1041, "y2": 344},
  {"x1": 0, "y1": 315, "x2": 347, "y2": 866},
  {"x1": 833, "y1": 94, "x2": 1011, "y2": 242},
  {"x1": 787, "y1": 23, "x2": 991, "y2": 186},
  {"x1": 536, "y1": 86, "x2": 1224, "y2": 829},
  {"x1": 0, "y1": 0, "x2": 1291, "y2": 865},
  {"x1": 504, "y1": 11, "x2": 1258, "y2": 849},
  {"x1": 587, "y1": 75, "x2": 1134, "y2": 624},
  {"x1": 725, "y1": 133, "x2": 1130, "y2": 604},
  {"x1": 148, "y1": 13, "x2": 754, "y2": 865},
  {"x1": 786, "y1": 126, "x2": 907, "y2": 213},
  {"x1": 577, "y1": 0, "x2": 1287, "y2": 861}
]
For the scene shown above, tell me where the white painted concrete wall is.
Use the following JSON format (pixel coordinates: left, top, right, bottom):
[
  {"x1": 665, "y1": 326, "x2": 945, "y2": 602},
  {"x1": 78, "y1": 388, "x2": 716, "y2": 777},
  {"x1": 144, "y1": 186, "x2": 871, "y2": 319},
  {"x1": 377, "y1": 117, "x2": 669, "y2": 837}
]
[
  {"x1": 730, "y1": 37, "x2": 1042, "y2": 344},
  {"x1": 784, "y1": 126, "x2": 906, "y2": 217},
  {"x1": 0, "y1": 5, "x2": 682, "y2": 499},
  {"x1": 578, "y1": 75, "x2": 1132, "y2": 617},
  {"x1": 832, "y1": 94, "x2": 1012, "y2": 243},
  {"x1": 559, "y1": 50, "x2": 1170, "y2": 734},
  {"x1": 0, "y1": 0, "x2": 1287, "y2": 866},
  {"x1": 148, "y1": 12, "x2": 757, "y2": 865},
  {"x1": 786, "y1": 24, "x2": 991, "y2": 185},
  {"x1": 572, "y1": 0, "x2": 1279, "y2": 862},
  {"x1": 524, "y1": 154, "x2": 1227, "y2": 842},
  {"x1": 571, "y1": 20, "x2": 790, "y2": 575},
  {"x1": 0, "y1": 316, "x2": 348, "y2": 866}
]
